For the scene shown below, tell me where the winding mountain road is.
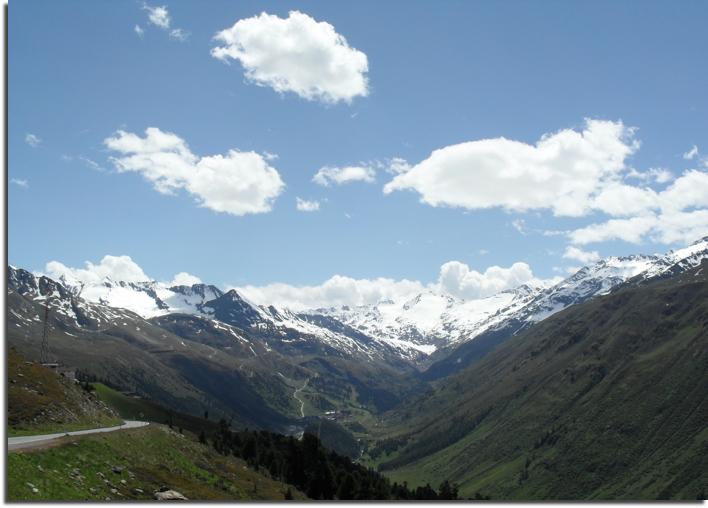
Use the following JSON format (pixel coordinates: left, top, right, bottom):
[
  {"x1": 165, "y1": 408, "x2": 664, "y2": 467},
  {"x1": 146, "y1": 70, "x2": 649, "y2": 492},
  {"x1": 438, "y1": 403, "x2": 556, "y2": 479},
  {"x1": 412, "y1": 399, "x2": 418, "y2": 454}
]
[
  {"x1": 293, "y1": 379, "x2": 310, "y2": 418},
  {"x1": 8, "y1": 420, "x2": 149, "y2": 452}
]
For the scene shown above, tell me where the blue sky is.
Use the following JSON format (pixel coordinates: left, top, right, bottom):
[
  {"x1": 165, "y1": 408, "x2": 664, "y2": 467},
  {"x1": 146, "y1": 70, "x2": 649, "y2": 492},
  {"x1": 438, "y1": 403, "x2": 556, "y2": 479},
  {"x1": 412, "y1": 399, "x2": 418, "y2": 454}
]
[{"x1": 9, "y1": 0, "x2": 708, "y2": 306}]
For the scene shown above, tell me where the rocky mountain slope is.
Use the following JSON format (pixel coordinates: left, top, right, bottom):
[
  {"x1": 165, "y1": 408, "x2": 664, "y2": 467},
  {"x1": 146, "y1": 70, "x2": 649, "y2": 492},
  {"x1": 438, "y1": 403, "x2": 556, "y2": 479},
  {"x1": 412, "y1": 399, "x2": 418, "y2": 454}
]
[{"x1": 8, "y1": 238, "x2": 708, "y2": 437}]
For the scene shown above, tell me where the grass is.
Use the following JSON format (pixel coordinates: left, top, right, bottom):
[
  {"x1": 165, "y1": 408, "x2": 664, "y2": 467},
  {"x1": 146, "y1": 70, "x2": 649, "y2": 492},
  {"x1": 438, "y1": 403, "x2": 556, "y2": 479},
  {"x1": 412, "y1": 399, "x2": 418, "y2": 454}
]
[
  {"x1": 7, "y1": 425, "x2": 307, "y2": 501},
  {"x1": 8, "y1": 349, "x2": 122, "y2": 436},
  {"x1": 91, "y1": 382, "x2": 222, "y2": 435}
]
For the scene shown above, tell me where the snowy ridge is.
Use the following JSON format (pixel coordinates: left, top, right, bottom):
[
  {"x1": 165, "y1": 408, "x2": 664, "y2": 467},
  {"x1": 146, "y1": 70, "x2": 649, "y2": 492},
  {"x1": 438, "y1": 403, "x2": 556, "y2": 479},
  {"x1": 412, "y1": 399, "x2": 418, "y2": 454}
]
[
  {"x1": 307, "y1": 238, "x2": 708, "y2": 354},
  {"x1": 521, "y1": 254, "x2": 657, "y2": 324},
  {"x1": 639, "y1": 236, "x2": 708, "y2": 280},
  {"x1": 9, "y1": 237, "x2": 708, "y2": 364},
  {"x1": 311, "y1": 286, "x2": 541, "y2": 349},
  {"x1": 12, "y1": 266, "x2": 421, "y2": 362},
  {"x1": 9, "y1": 267, "x2": 141, "y2": 327}
]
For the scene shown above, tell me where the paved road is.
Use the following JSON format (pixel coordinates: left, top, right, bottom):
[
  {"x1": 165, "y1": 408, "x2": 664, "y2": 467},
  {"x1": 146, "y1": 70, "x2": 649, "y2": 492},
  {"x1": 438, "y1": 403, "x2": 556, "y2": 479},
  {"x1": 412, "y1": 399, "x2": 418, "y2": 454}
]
[{"x1": 8, "y1": 420, "x2": 149, "y2": 451}]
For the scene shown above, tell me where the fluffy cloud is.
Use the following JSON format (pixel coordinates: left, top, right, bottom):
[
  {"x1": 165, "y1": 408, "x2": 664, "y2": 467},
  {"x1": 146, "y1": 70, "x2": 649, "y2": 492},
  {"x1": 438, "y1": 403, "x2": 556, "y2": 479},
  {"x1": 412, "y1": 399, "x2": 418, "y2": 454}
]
[
  {"x1": 11, "y1": 178, "x2": 29, "y2": 188},
  {"x1": 590, "y1": 183, "x2": 660, "y2": 217},
  {"x1": 570, "y1": 210, "x2": 708, "y2": 246},
  {"x1": 134, "y1": 25, "x2": 145, "y2": 37},
  {"x1": 313, "y1": 165, "x2": 375, "y2": 186},
  {"x1": 383, "y1": 117, "x2": 708, "y2": 246},
  {"x1": 45, "y1": 255, "x2": 202, "y2": 290},
  {"x1": 238, "y1": 260, "x2": 555, "y2": 310},
  {"x1": 169, "y1": 272, "x2": 202, "y2": 287},
  {"x1": 571, "y1": 170, "x2": 708, "y2": 245},
  {"x1": 104, "y1": 127, "x2": 285, "y2": 216},
  {"x1": 437, "y1": 261, "x2": 542, "y2": 300},
  {"x1": 25, "y1": 133, "x2": 41, "y2": 147},
  {"x1": 563, "y1": 246, "x2": 600, "y2": 264},
  {"x1": 211, "y1": 11, "x2": 369, "y2": 104},
  {"x1": 237, "y1": 275, "x2": 425, "y2": 311},
  {"x1": 384, "y1": 119, "x2": 638, "y2": 217},
  {"x1": 296, "y1": 197, "x2": 321, "y2": 212},
  {"x1": 46, "y1": 255, "x2": 150, "y2": 285}
]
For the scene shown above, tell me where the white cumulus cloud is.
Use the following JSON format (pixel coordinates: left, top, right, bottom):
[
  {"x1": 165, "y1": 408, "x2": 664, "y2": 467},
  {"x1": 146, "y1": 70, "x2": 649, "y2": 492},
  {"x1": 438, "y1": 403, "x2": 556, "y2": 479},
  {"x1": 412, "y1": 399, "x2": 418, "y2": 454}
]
[
  {"x1": 296, "y1": 197, "x2": 321, "y2": 212},
  {"x1": 383, "y1": 118, "x2": 708, "y2": 247},
  {"x1": 313, "y1": 165, "x2": 375, "y2": 186},
  {"x1": 46, "y1": 255, "x2": 150, "y2": 285},
  {"x1": 211, "y1": 10, "x2": 369, "y2": 104},
  {"x1": 237, "y1": 260, "x2": 556, "y2": 310},
  {"x1": 237, "y1": 275, "x2": 425, "y2": 311},
  {"x1": 45, "y1": 256, "x2": 203, "y2": 297},
  {"x1": 384, "y1": 119, "x2": 638, "y2": 217},
  {"x1": 169, "y1": 272, "x2": 202, "y2": 287},
  {"x1": 563, "y1": 246, "x2": 600, "y2": 264},
  {"x1": 570, "y1": 169, "x2": 708, "y2": 245},
  {"x1": 104, "y1": 127, "x2": 285, "y2": 216},
  {"x1": 436, "y1": 261, "x2": 542, "y2": 300}
]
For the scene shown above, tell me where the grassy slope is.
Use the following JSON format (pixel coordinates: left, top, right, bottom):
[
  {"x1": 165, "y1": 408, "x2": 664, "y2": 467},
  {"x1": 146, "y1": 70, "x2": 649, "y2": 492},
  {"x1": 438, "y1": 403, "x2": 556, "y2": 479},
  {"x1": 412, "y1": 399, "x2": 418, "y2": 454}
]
[
  {"x1": 92, "y1": 382, "x2": 223, "y2": 435},
  {"x1": 7, "y1": 425, "x2": 307, "y2": 501},
  {"x1": 8, "y1": 349, "x2": 122, "y2": 436},
  {"x1": 374, "y1": 266, "x2": 708, "y2": 500}
]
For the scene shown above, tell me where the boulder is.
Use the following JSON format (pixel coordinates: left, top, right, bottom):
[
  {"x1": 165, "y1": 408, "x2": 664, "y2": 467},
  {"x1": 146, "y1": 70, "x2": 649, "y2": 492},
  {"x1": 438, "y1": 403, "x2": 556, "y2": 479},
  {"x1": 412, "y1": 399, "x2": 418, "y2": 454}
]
[{"x1": 154, "y1": 489, "x2": 188, "y2": 500}]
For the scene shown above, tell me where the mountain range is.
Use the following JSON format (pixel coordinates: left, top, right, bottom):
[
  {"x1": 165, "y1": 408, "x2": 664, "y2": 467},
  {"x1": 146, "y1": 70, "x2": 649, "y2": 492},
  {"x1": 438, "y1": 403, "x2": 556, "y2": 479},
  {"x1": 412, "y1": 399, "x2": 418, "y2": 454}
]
[
  {"x1": 16, "y1": 237, "x2": 708, "y2": 365},
  {"x1": 7, "y1": 237, "x2": 708, "y2": 499}
]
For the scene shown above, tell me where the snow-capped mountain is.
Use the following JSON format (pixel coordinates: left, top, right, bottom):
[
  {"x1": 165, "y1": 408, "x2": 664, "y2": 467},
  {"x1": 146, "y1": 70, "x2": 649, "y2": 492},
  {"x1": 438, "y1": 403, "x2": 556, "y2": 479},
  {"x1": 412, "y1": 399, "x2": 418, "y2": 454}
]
[
  {"x1": 307, "y1": 237, "x2": 708, "y2": 354},
  {"x1": 9, "y1": 266, "x2": 144, "y2": 329},
  {"x1": 11, "y1": 266, "x2": 430, "y2": 363},
  {"x1": 519, "y1": 254, "x2": 658, "y2": 324},
  {"x1": 11, "y1": 236, "x2": 708, "y2": 366},
  {"x1": 307, "y1": 284, "x2": 544, "y2": 352},
  {"x1": 638, "y1": 237, "x2": 708, "y2": 280}
]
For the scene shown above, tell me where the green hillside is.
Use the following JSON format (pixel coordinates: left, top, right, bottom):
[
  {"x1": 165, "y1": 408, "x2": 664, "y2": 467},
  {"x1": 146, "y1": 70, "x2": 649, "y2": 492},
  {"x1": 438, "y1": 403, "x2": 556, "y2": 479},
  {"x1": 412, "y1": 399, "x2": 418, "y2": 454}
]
[
  {"x1": 372, "y1": 264, "x2": 708, "y2": 500},
  {"x1": 8, "y1": 425, "x2": 307, "y2": 501},
  {"x1": 8, "y1": 349, "x2": 121, "y2": 436},
  {"x1": 7, "y1": 353, "x2": 307, "y2": 501}
]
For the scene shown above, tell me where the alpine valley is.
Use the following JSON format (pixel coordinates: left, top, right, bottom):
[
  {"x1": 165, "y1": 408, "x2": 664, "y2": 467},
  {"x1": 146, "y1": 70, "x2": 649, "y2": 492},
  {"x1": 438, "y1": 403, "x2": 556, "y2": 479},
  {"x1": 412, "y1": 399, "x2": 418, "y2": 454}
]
[{"x1": 7, "y1": 237, "x2": 708, "y2": 499}]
